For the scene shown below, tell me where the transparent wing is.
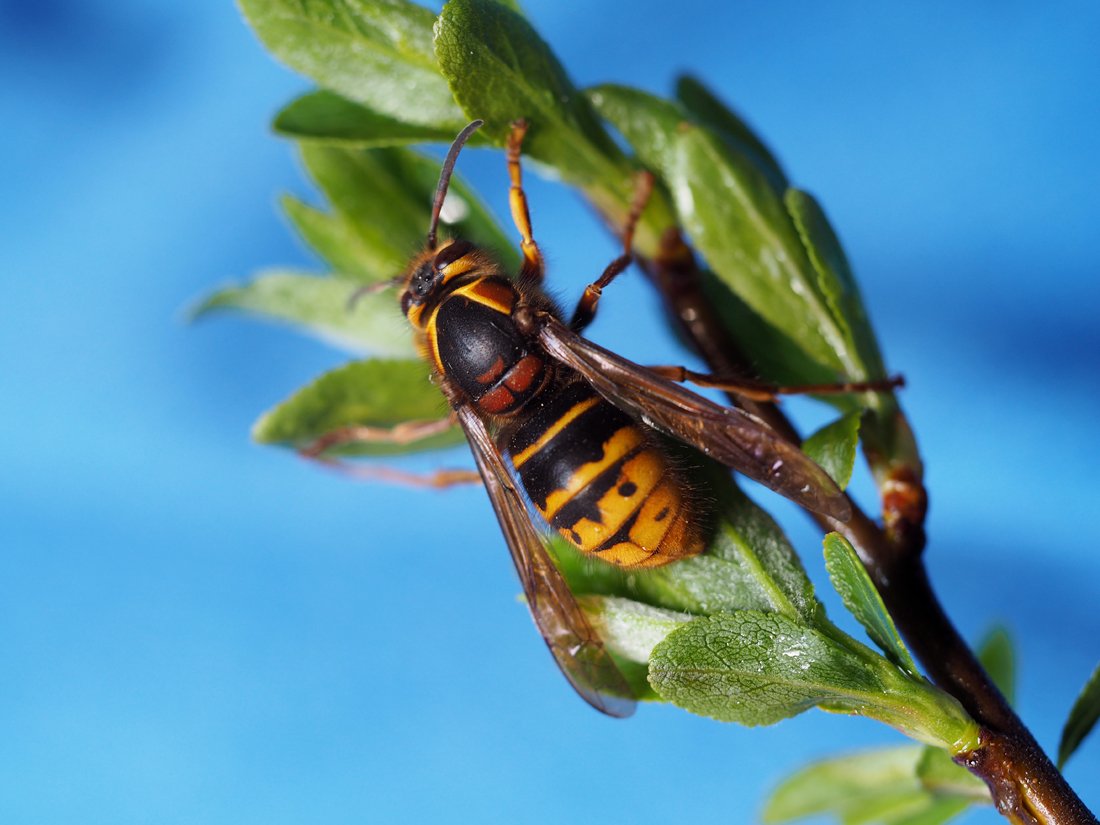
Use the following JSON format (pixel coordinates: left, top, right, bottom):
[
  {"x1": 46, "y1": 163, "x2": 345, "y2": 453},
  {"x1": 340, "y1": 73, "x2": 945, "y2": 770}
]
[
  {"x1": 455, "y1": 403, "x2": 636, "y2": 718},
  {"x1": 538, "y1": 315, "x2": 851, "y2": 521}
]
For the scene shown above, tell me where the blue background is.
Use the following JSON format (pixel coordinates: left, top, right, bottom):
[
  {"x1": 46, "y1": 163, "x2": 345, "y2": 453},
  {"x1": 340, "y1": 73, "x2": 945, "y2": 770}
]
[{"x1": 3, "y1": 1, "x2": 1098, "y2": 822}]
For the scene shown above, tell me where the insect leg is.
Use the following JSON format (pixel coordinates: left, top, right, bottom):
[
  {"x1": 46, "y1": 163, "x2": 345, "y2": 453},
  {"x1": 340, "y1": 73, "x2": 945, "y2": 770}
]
[
  {"x1": 299, "y1": 417, "x2": 458, "y2": 457},
  {"x1": 506, "y1": 119, "x2": 546, "y2": 282},
  {"x1": 569, "y1": 171, "x2": 654, "y2": 333},
  {"x1": 296, "y1": 416, "x2": 480, "y2": 487},
  {"x1": 645, "y1": 365, "x2": 905, "y2": 401}
]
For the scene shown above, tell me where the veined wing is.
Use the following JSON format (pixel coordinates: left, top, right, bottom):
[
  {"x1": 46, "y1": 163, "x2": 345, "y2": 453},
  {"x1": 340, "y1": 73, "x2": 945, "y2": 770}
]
[
  {"x1": 455, "y1": 403, "x2": 636, "y2": 718},
  {"x1": 537, "y1": 315, "x2": 851, "y2": 522}
]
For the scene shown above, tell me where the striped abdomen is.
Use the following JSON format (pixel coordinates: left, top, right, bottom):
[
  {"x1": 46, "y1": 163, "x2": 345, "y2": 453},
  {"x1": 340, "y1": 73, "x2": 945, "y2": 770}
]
[{"x1": 508, "y1": 381, "x2": 704, "y2": 568}]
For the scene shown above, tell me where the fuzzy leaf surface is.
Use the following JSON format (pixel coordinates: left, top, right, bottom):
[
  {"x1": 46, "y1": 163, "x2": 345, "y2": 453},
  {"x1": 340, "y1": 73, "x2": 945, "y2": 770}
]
[{"x1": 649, "y1": 611, "x2": 888, "y2": 726}]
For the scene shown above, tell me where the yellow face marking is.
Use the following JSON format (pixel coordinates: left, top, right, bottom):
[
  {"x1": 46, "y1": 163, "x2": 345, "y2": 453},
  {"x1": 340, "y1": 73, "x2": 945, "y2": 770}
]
[
  {"x1": 511, "y1": 395, "x2": 601, "y2": 469},
  {"x1": 537, "y1": 426, "x2": 643, "y2": 520}
]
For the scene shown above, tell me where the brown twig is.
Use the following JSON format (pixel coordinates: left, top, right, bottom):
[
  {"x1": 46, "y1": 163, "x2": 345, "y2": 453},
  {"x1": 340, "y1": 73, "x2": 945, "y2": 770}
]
[{"x1": 639, "y1": 227, "x2": 1096, "y2": 824}]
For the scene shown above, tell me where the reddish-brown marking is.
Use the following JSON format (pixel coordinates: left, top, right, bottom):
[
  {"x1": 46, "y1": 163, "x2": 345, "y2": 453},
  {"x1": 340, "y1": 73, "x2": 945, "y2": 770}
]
[
  {"x1": 478, "y1": 383, "x2": 516, "y2": 415},
  {"x1": 475, "y1": 355, "x2": 507, "y2": 385},
  {"x1": 503, "y1": 354, "x2": 544, "y2": 393}
]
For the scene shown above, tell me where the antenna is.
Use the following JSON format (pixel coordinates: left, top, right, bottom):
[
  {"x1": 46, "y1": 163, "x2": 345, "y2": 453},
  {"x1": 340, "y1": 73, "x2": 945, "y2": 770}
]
[{"x1": 427, "y1": 119, "x2": 484, "y2": 248}]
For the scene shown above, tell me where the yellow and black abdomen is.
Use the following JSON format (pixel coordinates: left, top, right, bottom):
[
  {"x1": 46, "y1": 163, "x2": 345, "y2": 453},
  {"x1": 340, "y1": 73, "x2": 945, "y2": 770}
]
[{"x1": 508, "y1": 381, "x2": 704, "y2": 568}]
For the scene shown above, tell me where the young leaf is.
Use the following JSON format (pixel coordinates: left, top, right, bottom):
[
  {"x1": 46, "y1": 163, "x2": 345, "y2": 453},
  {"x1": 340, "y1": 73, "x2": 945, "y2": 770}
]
[
  {"x1": 1058, "y1": 662, "x2": 1100, "y2": 769},
  {"x1": 191, "y1": 269, "x2": 414, "y2": 357},
  {"x1": 803, "y1": 411, "x2": 862, "y2": 491},
  {"x1": 239, "y1": 0, "x2": 464, "y2": 129},
  {"x1": 275, "y1": 90, "x2": 481, "y2": 147},
  {"x1": 976, "y1": 625, "x2": 1015, "y2": 706},
  {"x1": 823, "y1": 532, "x2": 921, "y2": 678},
  {"x1": 649, "y1": 611, "x2": 892, "y2": 726},
  {"x1": 253, "y1": 358, "x2": 459, "y2": 454},
  {"x1": 675, "y1": 75, "x2": 788, "y2": 194}
]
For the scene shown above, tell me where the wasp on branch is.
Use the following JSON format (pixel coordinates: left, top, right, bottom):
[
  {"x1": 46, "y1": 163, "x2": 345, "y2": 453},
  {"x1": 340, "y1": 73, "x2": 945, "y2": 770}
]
[{"x1": 306, "y1": 119, "x2": 898, "y2": 717}]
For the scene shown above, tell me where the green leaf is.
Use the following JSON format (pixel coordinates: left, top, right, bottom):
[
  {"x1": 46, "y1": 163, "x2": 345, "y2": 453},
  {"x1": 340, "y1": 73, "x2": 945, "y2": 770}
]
[
  {"x1": 762, "y1": 746, "x2": 924, "y2": 824},
  {"x1": 1058, "y1": 662, "x2": 1100, "y2": 769},
  {"x1": 434, "y1": 0, "x2": 675, "y2": 248},
  {"x1": 785, "y1": 188, "x2": 885, "y2": 381},
  {"x1": 191, "y1": 269, "x2": 414, "y2": 357},
  {"x1": 275, "y1": 90, "x2": 481, "y2": 147},
  {"x1": 555, "y1": 476, "x2": 818, "y2": 623},
  {"x1": 675, "y1": 74, "x2": 788, "y2": 193},
  {"x1": 299, "y1": 144, "x2": 518, "y2": 279},
  {"x1": 589, "y1": 83, "x2": 882, "y2": 381},
  {"x1": 253, "y1": 358, "x2": 459, "y2": 454},
  {"x1": 649, "y1": 611, "x2": 890, "y2": 726},
  {"x1": 823, "y1": 533, "x2": 920, "y2": 678},
  {"x1": 976, "y1": 625, "x2": 1015, "y2": 706},
  {"x1": 803, "y1": 411, "x2": 862, "y2": 490},
  {"x1": 762, "y1": 745, "x2": 984, "y2": 825},
  {"x1": 580, "y1": 595, "x2": 691, "y2": 665},
  {"x1": 282, "y1": 194, "x2": 385, "y2": 281},
  {"x1": 914, "y1": 748, "x2": 990, "y2": 801},
  {"x1": 239, "y1": 0, "x2": 464, "y2": 129}
]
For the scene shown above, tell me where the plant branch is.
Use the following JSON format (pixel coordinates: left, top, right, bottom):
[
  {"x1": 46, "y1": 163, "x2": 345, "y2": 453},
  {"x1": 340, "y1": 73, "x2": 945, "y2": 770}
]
[{"x1": 638, "y1": 227, "x2": 1096, "y2": 824}]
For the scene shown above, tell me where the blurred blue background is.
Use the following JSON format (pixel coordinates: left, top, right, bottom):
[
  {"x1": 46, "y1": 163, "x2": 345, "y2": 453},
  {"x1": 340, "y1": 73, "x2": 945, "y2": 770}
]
[{"x1": 2, "y1": 1, "x2": 1098, "y2": 822}]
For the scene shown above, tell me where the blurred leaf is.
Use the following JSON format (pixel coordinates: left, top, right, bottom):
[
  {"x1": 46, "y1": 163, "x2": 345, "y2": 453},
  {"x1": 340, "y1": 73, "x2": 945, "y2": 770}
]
[
  {"x1": 803, "y1": 411, "x2": 862, "y2": 490},
  {"x1": 239, "y1": 0, "x2": 464, "y2": 128},
  {"x1": 556, "y1": 476, "x2": 818, "y2": 623},
  {"x1": 975, "y1": 625, "x2": 1015, "y2": 706},
  {"x1": 191, "y1": 269, "x2": 413, "y2": 357},
  {"x1": 253, "y1": 358, "x2": 459, "y2": 454},
  {"x1": 823, "y1": 533, "x2": 920, "y2": 678},
  {"x1": 649, "y1": 610, "x2": 890, "y2": 726},
  {"x1": 914, "y1": 748, "x2": 989, "y2": 801},
  {"x1": 763, "y1": 745, "x2": 983, "y2": 825},
  {"x1": 675, "y1": 74, "x2": 788, "y2": 193},
  {"x1": 299, "y1": 144, "x2": 518, "y2": 279},
  {"x1": 282, "y1": 194, "x2": 385, "y2": 280},
  {"x1": 275, "y1": 90, "x2": 484, "y2": 146},
  {"x1": 1058, "y1": 662, "x2": 1100, "y2": 769},
  {"x1": 762, "y1": 746, "x2": 923, "y2": 823}
]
